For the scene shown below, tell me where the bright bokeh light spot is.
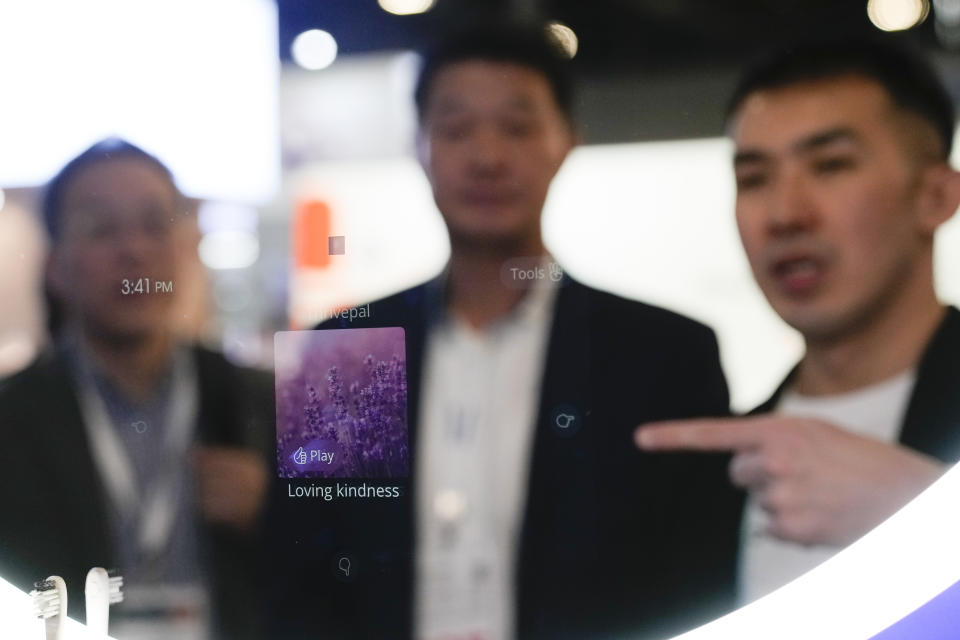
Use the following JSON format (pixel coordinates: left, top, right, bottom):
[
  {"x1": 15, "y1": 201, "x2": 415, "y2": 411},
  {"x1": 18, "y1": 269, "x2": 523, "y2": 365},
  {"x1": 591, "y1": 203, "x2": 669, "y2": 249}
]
[
  {"x1": 0, "y1": 189, "x2": 5, "y2": 211},
  {"x1": 199, "y1": 230, "x2": 260, "y2": 270},
  {"x1": 292, "y1": 29, "x2": 338, "y2": 70},
  {"x1": 868, "y1": 0, "x2": 930, "y2": 31},
  {"x1": 546, "y1": 21, "x2": 578, "y2": 59},
  {"x1": 378, "y1": 0, "x2": 435, "y2": 15},
  {"x1": 433, "y1": 489, "x2": 467, "y2": 522}
]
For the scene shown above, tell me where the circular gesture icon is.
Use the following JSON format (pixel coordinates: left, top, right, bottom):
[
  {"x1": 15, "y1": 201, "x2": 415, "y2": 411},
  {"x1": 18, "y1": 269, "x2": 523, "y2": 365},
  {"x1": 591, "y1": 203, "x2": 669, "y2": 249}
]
[{"x1": 549, "y1": 404, "x2": 582, "y2": 438}]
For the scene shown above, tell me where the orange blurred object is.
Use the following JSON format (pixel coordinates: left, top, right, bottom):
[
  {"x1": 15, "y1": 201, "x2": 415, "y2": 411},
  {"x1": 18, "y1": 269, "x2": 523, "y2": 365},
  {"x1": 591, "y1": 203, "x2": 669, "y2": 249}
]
[{"x1": 295, "y1": 199, "x2": 331, "y2": 269}]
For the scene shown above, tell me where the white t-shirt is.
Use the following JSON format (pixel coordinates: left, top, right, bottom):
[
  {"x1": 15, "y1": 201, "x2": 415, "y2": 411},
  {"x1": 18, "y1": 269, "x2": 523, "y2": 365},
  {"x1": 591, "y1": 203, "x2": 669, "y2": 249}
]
[
  {"x1": 739, "y1": 368, "x2": 917, "y2": 604},
  {"x1": 414, "y1": 268, "x2": 558, "y2": 640}
]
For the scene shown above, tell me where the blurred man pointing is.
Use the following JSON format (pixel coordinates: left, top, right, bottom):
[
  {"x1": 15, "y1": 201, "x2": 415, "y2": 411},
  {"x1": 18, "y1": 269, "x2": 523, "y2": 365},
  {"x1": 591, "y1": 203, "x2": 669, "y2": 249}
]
[{"x1": 638, "y1": 40, "x2": 960, "y2": 602}]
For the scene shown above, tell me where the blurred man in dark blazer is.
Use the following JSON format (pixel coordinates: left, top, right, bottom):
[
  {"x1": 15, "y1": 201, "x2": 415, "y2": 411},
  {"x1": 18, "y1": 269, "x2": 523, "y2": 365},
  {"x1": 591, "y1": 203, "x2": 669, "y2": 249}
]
[
  {"x1": 0, "y1": 139, "x2": 273, "y2": 638},
  {"x1": 638, "y1": 40, "x2": 960, "y2": 603},
  {"x1": 270, "y1": 23, "x2": 743, "y2": 640}
]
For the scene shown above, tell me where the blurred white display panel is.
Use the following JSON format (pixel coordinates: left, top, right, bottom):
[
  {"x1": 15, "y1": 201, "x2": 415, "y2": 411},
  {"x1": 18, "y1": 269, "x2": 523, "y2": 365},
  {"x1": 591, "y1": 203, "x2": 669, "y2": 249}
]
[
  {"x1": 0, "y1": 0, "x2": 280, "y2": 204},
  {"x1": 286, "y1": 159, "x2": 450, "y2": 328},
  {"x1": 0, "y1": 196, "x2": 45, "y2": 376},
  {"x1": 280, "y1": 51, "x2": 419, "y2": 164},
  {"x1": 291, "y1": 138, "x2": 960, "y2": 411}
]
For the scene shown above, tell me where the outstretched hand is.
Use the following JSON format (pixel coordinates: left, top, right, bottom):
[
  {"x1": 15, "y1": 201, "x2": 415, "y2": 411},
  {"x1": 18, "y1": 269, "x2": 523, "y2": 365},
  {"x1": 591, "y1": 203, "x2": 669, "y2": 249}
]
[{"x1": 635, "y1": 416, "x2": 946, "y2": 546}]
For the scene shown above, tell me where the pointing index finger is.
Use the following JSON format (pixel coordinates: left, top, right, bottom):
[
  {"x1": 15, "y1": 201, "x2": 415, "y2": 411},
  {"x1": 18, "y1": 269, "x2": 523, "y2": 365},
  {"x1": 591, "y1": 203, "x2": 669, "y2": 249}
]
[{"x1": 635, "y1": 417, "x2": 774, "y2": 453}]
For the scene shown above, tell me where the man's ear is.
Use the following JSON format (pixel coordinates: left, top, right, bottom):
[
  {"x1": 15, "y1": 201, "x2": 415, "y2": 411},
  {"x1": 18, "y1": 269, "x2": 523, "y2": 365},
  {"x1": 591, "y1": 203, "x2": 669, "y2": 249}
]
[{"x1": 917, "y1": 163, "x2": 960, "y2": 236}]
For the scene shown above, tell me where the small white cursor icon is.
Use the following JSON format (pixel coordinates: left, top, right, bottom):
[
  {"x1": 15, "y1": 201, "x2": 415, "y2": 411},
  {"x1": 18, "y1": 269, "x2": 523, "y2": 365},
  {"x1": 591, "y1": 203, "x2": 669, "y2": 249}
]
[{"x1": 293, "y1": 447, "x2": 307, "y2": 465}]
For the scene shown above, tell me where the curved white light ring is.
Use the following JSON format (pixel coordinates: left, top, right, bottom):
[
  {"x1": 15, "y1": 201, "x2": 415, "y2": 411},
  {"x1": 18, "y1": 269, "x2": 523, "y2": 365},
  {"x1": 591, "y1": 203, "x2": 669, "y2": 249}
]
[
  {"x1": 671, "y1": 462, "x2": 960, "y2": 639},
  {"x1": 2, "y1": 469, "x2": 956, "y2": 639}
]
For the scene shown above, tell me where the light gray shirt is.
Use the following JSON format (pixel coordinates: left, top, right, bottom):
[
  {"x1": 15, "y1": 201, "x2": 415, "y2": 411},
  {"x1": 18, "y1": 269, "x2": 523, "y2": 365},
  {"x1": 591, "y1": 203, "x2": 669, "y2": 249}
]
[
  {"x1": 739, "y1": 369, "x2": 917, "y2": 604},
  {"x1": 414, "y1": 265, "x2": 559, "y2": 640}
]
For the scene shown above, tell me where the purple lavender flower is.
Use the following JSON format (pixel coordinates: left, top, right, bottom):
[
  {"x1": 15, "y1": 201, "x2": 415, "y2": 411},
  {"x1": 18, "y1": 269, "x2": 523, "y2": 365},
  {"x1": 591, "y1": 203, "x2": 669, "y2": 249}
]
[{"x1": 274, "y1": 328, "x2": 408, "y2": 479}]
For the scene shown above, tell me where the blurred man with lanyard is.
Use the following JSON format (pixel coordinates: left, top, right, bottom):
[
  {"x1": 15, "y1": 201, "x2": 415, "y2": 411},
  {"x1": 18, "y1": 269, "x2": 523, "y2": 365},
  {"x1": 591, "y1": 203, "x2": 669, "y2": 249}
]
[
  {"x1": 0, "y1": 139, "x2": 273, "y2": 638},
  {"x1": 638, "y1": 40, "x2": 960, "y2": 603}
]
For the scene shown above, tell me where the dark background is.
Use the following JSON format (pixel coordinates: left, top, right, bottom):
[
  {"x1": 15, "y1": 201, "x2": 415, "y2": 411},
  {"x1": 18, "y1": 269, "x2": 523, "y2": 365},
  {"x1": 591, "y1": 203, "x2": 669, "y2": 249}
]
[{"x1": 276, "y1": 0, "x2": 960, "y2": 142}]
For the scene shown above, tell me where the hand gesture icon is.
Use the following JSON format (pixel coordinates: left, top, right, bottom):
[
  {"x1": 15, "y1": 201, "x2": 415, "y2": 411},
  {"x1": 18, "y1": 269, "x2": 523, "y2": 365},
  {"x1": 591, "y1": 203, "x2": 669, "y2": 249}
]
[
  {"x1": 292, "y1": 447, "x2": 308, "y2": 465},
  {"x1": 549, "y1": 262, "x2": 563, "y2": 282}
]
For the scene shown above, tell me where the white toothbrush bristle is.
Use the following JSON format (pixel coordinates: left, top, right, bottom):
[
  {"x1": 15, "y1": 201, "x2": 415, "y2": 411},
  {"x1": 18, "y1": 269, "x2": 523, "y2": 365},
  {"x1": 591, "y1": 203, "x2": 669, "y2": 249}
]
[
  {"x1": 30, "y1": 581, "x2": 60, "y2": 619},
  {"x1": 108, "y1": 575, "x2": 124, "y2": 604}
]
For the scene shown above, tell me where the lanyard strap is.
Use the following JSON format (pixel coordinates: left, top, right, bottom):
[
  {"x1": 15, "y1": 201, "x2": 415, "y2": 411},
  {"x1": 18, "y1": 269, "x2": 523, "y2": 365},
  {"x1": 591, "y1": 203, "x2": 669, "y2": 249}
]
[{"x1": 75, "y1": 348, "x2": 199, "y2": 557}]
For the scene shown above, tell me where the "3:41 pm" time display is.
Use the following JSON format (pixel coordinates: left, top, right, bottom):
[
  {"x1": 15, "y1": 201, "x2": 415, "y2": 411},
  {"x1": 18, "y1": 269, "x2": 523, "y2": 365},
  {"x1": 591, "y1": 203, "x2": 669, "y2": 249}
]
[{"x1": 121, "y1": 278, "x2": 174, "y2": 295}]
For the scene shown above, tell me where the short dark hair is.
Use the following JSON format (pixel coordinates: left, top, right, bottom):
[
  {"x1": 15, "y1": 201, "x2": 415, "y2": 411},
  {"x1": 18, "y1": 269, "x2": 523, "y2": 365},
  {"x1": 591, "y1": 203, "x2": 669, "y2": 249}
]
[
  {"x1": 42, "y1": 137, "x2": 177, "y2": 241},
  {"x1": 414, "y1": 22, "x2": 574, "y2": 122},
  {"x1": 726, "y1": 38, "x2": 956, "y2": 159}
]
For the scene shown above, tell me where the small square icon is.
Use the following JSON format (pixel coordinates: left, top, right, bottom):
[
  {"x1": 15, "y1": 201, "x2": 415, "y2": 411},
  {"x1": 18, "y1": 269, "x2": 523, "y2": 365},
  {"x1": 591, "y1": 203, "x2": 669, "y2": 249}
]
[{"x1": 328, "y1": 236, "x2": 345, "y2": 255}]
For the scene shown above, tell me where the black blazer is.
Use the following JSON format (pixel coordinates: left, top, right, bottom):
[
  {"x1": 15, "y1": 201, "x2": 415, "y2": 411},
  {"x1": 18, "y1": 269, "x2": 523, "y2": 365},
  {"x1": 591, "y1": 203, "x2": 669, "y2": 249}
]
[
  {"x1": 0, "y1": 346, "x2": 274, "y2": 639},
  {"x1": 269, "y1": 277, "x2": 744, "y2": 639},
  {"x1": 753, "y1": 306, "x2": 960, "y2": 463}
]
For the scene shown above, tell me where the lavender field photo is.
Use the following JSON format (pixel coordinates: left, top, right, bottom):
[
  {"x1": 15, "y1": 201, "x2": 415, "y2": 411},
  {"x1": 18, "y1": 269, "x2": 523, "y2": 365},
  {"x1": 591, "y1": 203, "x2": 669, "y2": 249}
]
[{"x1": 274, "y1": 327, "x2": 408, "y2": 479}]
